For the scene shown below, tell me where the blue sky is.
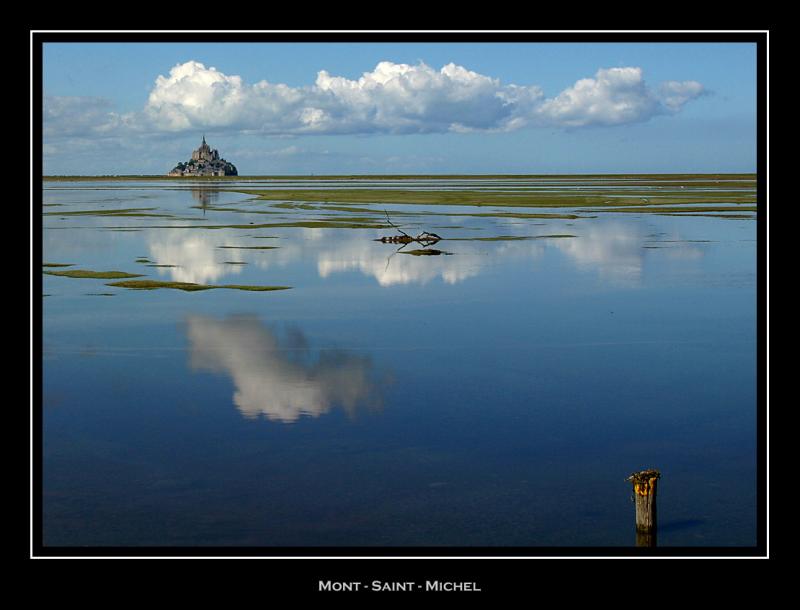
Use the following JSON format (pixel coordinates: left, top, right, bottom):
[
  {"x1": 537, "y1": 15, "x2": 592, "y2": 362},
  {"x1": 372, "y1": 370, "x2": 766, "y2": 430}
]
[{"x1": 41, "y1": 41, "x2": 758, "y2": 175}]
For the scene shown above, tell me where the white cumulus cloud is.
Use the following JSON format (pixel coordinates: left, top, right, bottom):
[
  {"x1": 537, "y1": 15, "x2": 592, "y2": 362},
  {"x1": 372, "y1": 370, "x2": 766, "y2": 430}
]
[
  {"x1": 44, "y1": 96, "x2": 134, "y2": 137},
  {"x1": 140, "y1": 59, "x2": 529, "y2": 135},
  {"x1": 45, "y1": 60, "x2": 706, "y2": 140},
  {"x1": 534, "y1": 67, "x2": 705, "y2": 128},
  {"x1": 657, "y1": 80, "x2": 707, "y2": 113}
]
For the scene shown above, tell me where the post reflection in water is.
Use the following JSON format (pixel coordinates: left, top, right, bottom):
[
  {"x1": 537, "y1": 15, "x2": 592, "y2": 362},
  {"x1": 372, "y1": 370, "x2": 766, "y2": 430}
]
[{"x1": 185, "y1": 315, "x2": 384, "y2": 423}]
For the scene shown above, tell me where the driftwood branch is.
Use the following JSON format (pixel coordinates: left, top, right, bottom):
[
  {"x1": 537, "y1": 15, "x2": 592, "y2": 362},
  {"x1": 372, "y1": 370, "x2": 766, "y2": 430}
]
[
  {"x1": 377, "y1": 210, "x2": 447, "y2": 270},
  {"x1": 377, "y1": 210, "x2": 442, "y2": 247}
]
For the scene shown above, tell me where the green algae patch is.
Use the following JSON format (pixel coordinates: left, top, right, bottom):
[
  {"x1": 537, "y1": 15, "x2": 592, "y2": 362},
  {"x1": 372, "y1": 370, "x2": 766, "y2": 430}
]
[
  {"x1": 192, "y1": 204, "x2": 283, "y2": 215},
  {"x1": 44, "y1": 269, "x2": 145, "y2": 279},
  {"x1": 105, "y1": 220, "x2": 390, "y2": 230},
  {"x1": 583, "y1": 205, "x2": 757, "y2": 215},
  {"x1": 323, "y1": 205, "x2": 382, "y2": 214},
  {"x1": 107, "y1": 280, "x2": 210, "y2": 291},
  {"x1": 106, "y1": 279, "x2": 291, "y2": 292},
  {"x1": 106, "y1": 213, "x2": 580, "y2": 231},
  {"x1": 271, "y1": 202, "x2": 319, "y2": 210},
  {"x1": 234, "y1": 186, "x2": 756, "y2": 209},
  {"x1": 464, "y1": 212, "x2": 581, "y2": 220},
  {"x1": 660, "y1": 212, "x2": 756, "y2": 219},
  {"x1": 43, "y1": 207, "x2": 173, "y2": 218}
]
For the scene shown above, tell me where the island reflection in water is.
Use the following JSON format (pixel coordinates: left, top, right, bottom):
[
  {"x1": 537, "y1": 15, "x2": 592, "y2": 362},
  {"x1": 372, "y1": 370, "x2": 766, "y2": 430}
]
[
  {"x1": 190, "y1": 184, "x2": 220, "y2": 210},
  {"x1": 185, "y1": 315, "x2": 384, "y2": 422}
]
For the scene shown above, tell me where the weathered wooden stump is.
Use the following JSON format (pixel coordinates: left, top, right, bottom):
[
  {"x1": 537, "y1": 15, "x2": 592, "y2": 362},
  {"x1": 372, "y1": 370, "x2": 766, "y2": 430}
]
[{"x1": 627, "y1": 469, "x2": 660, "y2": 547}]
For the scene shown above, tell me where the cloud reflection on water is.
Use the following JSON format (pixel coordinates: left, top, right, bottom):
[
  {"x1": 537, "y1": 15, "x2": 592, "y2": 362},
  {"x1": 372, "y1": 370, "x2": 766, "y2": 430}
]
[
  {"x1": 144, "y1": 219, "x2": 704, "y2": 288},
  {"x1": 317, "y1": 239, "x2": 482, "y2": 286},
  {"x1": 552, "y1": 223, "x2": 645, "y2": 284},
  {"x1": 185, "y1": 315, "x2": 382, "y2": 423},
  {"x1": 148, "y1": 230, "x2": 245, "y2": 284},
  {"x1": 314, "y1": 222, "x2": 655, "y2": 286}
]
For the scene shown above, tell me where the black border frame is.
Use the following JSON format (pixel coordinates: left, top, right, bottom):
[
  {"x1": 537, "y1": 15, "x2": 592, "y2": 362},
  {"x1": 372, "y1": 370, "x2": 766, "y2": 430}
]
[{"x1": 30, "y1": 29, "x2": 768, "y2": 562}]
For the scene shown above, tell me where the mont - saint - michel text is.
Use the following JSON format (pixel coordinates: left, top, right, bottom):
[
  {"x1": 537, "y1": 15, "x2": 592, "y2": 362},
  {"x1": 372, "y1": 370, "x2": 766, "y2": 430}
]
[{"x1": 319, "y1": 581, "x2": 481, "y2": 592}]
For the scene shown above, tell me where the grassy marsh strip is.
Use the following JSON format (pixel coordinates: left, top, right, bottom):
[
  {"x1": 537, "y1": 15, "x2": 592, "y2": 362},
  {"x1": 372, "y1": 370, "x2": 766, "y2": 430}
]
[
  {"x1": 43, "y1": 207, "x2": 174, "y2": 218},
  {"x1": 101, "y1": 210, "x2": 582, "y2": 231},
  {"x1": 44, "y1": 270, "x2": 144, "y2": 279},
  {"x1": 233, "y1": 188, "x2": 756, "y2": 209},
  {"x1": 102, "y1": 220, "x2": 392, "y2": 230},
  {"x1": 658, "y1": 213, "x2": 756, "y2": 219},
  {"x1": 580, "y1": 206, "x2": 757, "y2": 214},
  {"x1": 106, "y1": 280, "x2": 291, "y2": 292}
]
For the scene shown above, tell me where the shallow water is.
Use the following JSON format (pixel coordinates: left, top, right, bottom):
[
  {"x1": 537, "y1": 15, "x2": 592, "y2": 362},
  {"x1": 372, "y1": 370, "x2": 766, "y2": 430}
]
[{"x1": 40, "y1": 178, "x2": 758, "y2": 548}]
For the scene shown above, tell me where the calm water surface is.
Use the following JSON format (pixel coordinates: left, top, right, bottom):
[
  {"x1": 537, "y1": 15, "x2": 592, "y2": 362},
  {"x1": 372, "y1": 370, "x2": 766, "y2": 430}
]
[{"x1": 41, "y1": 178, "x2": 758, "y2": 548}]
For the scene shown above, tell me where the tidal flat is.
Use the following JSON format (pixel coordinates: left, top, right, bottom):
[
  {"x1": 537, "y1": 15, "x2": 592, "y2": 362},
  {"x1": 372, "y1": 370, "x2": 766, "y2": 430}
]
[{"x1": 41, "y1": 174, "x2": 758, "y2": 548}]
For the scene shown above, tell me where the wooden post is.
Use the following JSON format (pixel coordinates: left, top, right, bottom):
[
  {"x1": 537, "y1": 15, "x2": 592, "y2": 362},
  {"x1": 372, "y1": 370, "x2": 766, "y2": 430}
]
[{"x1": 627, "y1": 469, "x2": 660, "y2": 547}]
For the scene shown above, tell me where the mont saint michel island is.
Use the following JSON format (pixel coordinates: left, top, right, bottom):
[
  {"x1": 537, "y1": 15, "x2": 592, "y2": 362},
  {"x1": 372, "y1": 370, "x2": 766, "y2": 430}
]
[{"x1": 168, "y1": 135, "x2": 238, "y2": 176}]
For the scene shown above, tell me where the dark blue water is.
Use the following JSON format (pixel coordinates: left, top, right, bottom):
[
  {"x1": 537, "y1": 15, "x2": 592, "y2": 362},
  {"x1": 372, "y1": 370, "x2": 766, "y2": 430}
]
[{"x1": 41, "y1": 180, "x2": 758, "y2": 548}]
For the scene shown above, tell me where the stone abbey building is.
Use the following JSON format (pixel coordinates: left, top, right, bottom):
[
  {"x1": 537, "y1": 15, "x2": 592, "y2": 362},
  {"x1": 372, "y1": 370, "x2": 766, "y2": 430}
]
[{"x1": 168, "y1": 136, "x2": 238, "y2": 176}]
